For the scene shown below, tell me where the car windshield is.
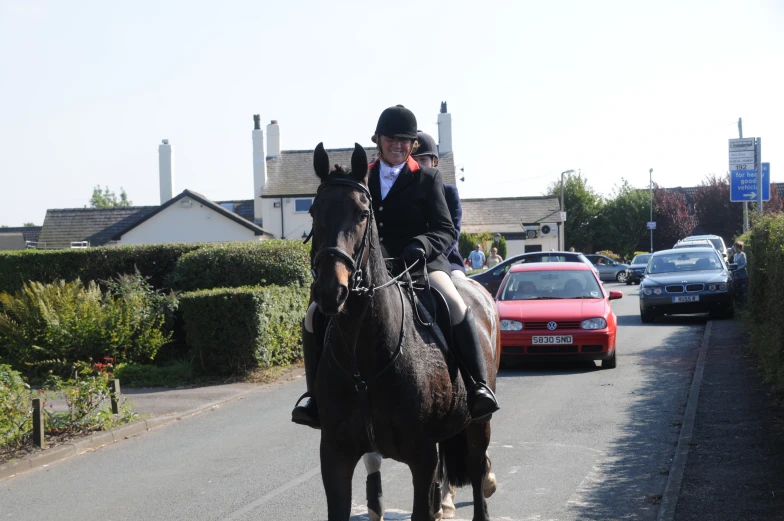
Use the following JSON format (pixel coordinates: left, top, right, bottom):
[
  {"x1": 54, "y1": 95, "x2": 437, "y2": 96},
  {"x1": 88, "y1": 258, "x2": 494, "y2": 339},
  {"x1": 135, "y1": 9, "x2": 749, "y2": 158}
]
[
  {"x1": 499, "y1": 270, "x2": 603, "y2": 301},
  {"x1": 491, "y1": 253, "x2": 582, "y2": 277},
  {"x1": 631, "y1": 254, "x2": 652, "y2": 265},
  {"x1": 648, "y1": 251, "x2": 722, "y2": 274}
]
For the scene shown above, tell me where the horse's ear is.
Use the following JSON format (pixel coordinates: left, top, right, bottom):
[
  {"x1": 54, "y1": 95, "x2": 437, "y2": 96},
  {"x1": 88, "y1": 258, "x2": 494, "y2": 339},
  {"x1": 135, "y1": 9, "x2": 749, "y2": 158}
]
[
  {"x1": 350, "y1": 143, "x2": 369, "y2": 183},
  {"x1": 313, "y1": 142, "x2": 330, "y2": 181}
]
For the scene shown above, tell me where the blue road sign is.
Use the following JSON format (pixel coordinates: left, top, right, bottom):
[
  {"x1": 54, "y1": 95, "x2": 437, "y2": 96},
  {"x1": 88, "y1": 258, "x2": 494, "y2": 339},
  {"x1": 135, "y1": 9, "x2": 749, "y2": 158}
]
[{"x1": 730, "y1": 163, "x2": 770, "y2": 202}]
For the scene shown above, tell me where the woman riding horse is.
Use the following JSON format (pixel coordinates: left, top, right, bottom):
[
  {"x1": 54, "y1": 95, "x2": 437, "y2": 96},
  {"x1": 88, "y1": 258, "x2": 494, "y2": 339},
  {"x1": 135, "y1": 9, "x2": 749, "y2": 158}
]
[{"x1": 292, "y1": 105, "x2": 500, "y2": 428}]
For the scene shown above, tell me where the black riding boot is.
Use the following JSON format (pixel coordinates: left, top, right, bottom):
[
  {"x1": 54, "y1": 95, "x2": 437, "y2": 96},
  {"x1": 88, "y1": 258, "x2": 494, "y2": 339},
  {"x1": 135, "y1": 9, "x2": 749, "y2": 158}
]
[
  {"x1": 291, "y1": 320, "x2": 322, "y2": 429},
  {"x1": 452, "y1": 308, "x2": 500, "y2": 421}
]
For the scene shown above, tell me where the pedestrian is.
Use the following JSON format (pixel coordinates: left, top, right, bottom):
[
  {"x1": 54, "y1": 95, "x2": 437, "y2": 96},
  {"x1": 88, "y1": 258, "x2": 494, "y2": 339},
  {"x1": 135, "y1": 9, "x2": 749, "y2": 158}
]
[
  {"x1": 468, "y1": 244, "x2": 486, "y2": 270},
  {"x1": 486, "y1": 247, "x2": 504, "y2": 268},
  {"x1": 292, "y1": 105, "x2": 499, "y2": 430},
  {"x1": 569, "y1": 247, "x2": 575, "y2": 252},
  {"x1": 733, "y1": 241, "x2": 748, "y2": 302},
  {"x1": 412, "y1": 130, "x2": 466, "y2": 277}
]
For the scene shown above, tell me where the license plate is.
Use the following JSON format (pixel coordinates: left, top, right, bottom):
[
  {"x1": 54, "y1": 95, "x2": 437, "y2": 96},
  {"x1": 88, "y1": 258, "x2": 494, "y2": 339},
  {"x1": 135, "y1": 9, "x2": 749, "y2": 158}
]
[
  {"x1": 532, "y1": 336, "x2": 573, "y2": 344},
  {"x1": 672, "y1": 295, "x2": 699, "y2": 303}
]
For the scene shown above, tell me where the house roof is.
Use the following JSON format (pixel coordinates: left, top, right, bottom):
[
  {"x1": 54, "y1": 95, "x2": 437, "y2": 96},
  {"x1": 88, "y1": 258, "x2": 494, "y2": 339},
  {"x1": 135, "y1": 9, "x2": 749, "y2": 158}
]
[
  {"x1": 112, "y1": 189, "x2": 273, "y2": 240},
  {"x1": 0, "y1": 233, "x2": 27, "y2": 251},
  {"x1": 215, "y1": 199, "x2": 255, "y2": 223},
  {"x1": 39, "y1": 206, "x2": 159, "y2": 249},
  {"x1": 460, "y1": 196, "x2": 563, "y2": 234},
  {"x1": 0, "y1": 226, "x2": 42, "y2": 243},
  {"x1": 262, "y1": 148, "x2": 457, "y2": 197}
]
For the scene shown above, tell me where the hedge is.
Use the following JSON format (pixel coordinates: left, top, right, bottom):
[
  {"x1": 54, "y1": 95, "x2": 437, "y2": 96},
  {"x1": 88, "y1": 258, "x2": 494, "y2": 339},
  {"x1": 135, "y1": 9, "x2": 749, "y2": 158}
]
[
  {"x1": 742, "y1": 213, "x2": 784, "y2": 394},
  {"x1": 171, "y1": 240, "x2": 311, "y2": 291},
  {"x1": 179, "y1": 284, "x2": 309, "y2": 375},
  {"x1": 0, "y1": 244, "x2": 203, "y2": 294}
]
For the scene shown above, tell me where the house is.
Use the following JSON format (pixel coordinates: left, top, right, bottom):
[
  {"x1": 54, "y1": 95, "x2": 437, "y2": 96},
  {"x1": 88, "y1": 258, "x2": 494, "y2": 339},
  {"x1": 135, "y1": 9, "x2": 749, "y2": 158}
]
[
  {"x1": 460, "y1": 196, "x2": 564, "y2": 256},
  {"x1": 0, "y1": 226, "x2": 42, "y2": 251}
]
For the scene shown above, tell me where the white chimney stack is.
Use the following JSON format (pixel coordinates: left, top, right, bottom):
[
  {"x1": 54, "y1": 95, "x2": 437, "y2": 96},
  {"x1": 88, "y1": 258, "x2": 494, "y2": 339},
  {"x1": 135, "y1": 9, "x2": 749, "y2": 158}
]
[
  {"x1": 437, "y1": 101, "x2": 452, "y2": 155},
  {"x1": 158, "y1": 139, "x2": 174, "y2": 204},
  {"x1": 252, "y1": 115, "x2": 267, "y2": 224},
  {"x1": 266, "y1": 119, "x2": 281, "y2": 158}
]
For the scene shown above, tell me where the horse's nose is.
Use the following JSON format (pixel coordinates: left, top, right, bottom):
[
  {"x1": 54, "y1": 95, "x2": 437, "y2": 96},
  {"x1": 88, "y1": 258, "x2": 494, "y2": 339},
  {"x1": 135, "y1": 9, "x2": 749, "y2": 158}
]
[
  {"x1": 313, "y1": 282, "x2": 349, "y2": 315},
  {"x1": 336, "y1": 284, "x2": 349, "y2": 306}
]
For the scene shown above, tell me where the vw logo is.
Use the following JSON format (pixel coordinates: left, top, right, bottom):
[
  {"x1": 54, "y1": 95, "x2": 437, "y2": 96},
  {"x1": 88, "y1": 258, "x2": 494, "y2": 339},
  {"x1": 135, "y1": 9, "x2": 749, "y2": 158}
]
[{"x1": 547, "y1": 321, "x2": 557, "y2": 331}]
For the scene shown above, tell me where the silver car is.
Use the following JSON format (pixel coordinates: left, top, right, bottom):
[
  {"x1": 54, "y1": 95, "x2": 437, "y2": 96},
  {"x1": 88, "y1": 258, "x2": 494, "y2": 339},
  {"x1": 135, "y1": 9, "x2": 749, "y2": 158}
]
[{"x1": 584, "y1": 254, "x2": 630, "y2": 283}]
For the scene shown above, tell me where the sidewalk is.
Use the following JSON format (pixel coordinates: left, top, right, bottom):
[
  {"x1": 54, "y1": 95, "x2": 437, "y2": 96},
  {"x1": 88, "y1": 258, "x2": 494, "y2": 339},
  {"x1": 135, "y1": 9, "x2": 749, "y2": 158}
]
[
  {"x1": 0, "y1": 366, "x2": 305, "y2": 481},
  {"x1": 674, "y1": 318, "x2": 784, "y2": 520}
]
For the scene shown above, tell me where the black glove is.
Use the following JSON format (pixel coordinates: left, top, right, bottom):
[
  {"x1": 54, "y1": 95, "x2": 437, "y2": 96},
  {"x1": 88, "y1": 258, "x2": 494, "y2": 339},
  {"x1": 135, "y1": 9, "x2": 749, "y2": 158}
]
[{"x1": 402, "y1": 242, "x2": 426, "y2": 266}]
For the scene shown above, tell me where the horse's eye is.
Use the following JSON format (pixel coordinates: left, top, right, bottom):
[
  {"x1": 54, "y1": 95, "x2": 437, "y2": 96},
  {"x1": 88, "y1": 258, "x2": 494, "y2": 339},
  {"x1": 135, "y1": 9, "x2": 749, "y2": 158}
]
[{"x1": 359, "y1": 210, "x2": 370, "y2": 222}]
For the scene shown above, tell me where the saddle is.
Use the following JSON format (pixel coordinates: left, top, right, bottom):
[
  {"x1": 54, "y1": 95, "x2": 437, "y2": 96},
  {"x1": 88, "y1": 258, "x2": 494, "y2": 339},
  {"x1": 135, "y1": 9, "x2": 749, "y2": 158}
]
[{"x1": 413, "y1": 286, "x2": 453, "y2": 355}]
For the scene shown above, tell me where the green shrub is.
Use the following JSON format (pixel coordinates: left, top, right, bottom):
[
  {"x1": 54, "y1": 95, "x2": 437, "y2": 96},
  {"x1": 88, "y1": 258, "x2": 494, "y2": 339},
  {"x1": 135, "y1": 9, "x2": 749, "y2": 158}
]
[
  {"x1": 0, "y1": 364, "x2": 31, "y2": 447},
  {"x1": 458, "y1": 232, "x2": 476, "y2": 260},
  {"x1": 597, "y1": 250, "x2": 622, "y2": 262},
  {"x1": 114, "y1": 361, "x2": 192, "y2": 388},
  {"x1": 171, "y1": 240, "x2": 310, "y2": 292},
  {"x1": 0, "y1": 274, "x2": 173, "y2": 377},
  {"x1": 491, "y1": 236, "x2": 508, "y2": 259},
  {"x1": 0, "y1": 243, "x2": 203, "y2": 294},
  {"x1": 180, "y1": 284, "x2": 309, "y2": 375}
]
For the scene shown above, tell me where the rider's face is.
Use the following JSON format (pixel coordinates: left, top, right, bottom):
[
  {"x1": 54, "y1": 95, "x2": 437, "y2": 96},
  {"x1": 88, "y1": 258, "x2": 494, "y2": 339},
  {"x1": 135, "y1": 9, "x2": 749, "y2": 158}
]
[{"x1": 380, "y1": 135, "x2": 413, "y2": 165}]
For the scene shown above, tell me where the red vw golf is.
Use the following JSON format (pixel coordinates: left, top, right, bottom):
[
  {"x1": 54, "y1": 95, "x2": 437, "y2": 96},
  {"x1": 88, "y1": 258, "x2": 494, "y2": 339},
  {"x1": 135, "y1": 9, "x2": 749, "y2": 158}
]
[{"x1": 496, "y1": 262, "x2": 623, "y2": 368}]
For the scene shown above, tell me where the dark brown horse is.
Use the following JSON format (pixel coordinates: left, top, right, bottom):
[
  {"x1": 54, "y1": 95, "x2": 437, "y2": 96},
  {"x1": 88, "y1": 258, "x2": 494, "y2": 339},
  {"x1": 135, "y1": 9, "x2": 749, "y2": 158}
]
[{"x1": 309, "y1": 143, "x2": 500, "y2": 521}]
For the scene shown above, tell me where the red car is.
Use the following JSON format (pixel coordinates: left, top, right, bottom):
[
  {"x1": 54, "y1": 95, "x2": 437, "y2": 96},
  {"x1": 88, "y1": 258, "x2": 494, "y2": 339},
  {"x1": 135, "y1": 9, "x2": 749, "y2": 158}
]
[{"x1": 495, "y1": 262, "x2": 623, "y2": 368}]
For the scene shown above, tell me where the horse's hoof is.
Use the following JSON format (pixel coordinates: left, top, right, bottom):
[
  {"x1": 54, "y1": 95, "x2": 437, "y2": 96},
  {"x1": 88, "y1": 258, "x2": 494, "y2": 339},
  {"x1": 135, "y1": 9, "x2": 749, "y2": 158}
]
[
  {"x1": 434, "y1": 506, "x2": 444, "y2": 520},
  {"x1": 483, "y1": 471, "x2": 497, "y2": 498},
  {"x1": 368, "y1": 509, "x2": 383, "y2": 521}
]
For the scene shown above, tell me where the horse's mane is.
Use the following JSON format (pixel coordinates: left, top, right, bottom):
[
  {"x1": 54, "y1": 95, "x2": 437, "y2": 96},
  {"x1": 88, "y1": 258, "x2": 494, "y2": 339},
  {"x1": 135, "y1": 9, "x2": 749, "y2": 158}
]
[{"x1": 329, "y1": 164, "x2": 351, "y2": 177}]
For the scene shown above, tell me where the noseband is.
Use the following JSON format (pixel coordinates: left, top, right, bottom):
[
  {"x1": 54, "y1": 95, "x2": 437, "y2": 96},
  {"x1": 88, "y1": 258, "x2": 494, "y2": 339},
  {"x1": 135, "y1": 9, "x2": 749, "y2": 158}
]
[{"x1": 309, "y1": 177, "x2": 374, "y2": 293}]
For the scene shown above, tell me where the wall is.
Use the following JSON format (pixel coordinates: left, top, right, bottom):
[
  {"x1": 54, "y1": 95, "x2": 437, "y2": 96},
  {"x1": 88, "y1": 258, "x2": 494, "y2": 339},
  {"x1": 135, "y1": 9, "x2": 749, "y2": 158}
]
[
  {"x1": 506, "y1": 236, "x2": 559, "y2": 257},
  {"x1": 261, "y1": 196, "x2": 314, "y2": 240},
  {"x1": 117, "y1": 201, "x2": 263, "y2": 245}
]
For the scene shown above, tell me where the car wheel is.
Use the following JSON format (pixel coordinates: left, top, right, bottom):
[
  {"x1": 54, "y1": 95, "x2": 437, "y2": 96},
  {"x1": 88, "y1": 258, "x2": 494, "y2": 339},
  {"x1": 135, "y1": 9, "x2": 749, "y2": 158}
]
[
  {"x1": 640, "y1": 308, "x2": 656, "y2": 323},
  {"x1": 616, "y1": 271, "x2": 628, "y2": 283},
  {"x1": 602, "y1": 350, "x2": 617, "y2": 369}
]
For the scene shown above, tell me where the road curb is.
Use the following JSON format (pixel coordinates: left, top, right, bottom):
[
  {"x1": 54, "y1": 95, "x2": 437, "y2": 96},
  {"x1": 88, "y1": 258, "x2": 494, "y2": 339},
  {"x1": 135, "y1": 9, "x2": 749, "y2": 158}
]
[
  {"x1": 657, "y1": 320, "x2": 713, "y2": 521},
  {"x1": 0, "y1": 383, "x2": 271, "y2": 482}
]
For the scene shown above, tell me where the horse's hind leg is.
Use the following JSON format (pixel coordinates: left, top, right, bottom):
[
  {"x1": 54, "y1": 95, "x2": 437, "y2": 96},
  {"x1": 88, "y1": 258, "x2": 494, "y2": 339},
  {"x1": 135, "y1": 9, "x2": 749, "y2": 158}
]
[
  {"x1": 466, "y1": 422, "x2": 492, "y2": 521},
  {"x1": 408, "y1": 443, "x2": 440, "y2": 521},
  {"x1": 321, "y1": 441, "x2": 360, "y2": 521},
  {"x1": 363, "y1": 452, "x2": 384, "y2": 521}
]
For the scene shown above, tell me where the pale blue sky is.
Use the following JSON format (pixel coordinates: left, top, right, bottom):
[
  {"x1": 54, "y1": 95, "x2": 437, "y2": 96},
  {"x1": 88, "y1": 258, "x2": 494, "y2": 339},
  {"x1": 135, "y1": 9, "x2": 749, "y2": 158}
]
[{"x1": 1, "y1": 0, "x2": 783, "y2": 227}]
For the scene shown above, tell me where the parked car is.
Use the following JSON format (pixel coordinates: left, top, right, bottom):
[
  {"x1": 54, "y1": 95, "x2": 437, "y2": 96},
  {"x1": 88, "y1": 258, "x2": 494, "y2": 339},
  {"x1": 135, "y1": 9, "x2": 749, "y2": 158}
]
[
  {"x1": 584, "y1": 254, "x2": 630, "y2": 283},
  {"x1": 496, "y1": 262, "x2": 622, "y2": 368},
  {"x1": 625, "y1": 253, "x2": 652, "y2": 285},
  {"x1": 469, "y1": 251, "x2": 597, "y2": 297},
  {"x1": 676, "y1": 234, "x2": 728, "y2": 260},
  {"x1": 639, "y1": 247, "x2": 735, "y2": 322},
  {"x1": 673, "y1": 239, "x2": 713, "y2": 251}
]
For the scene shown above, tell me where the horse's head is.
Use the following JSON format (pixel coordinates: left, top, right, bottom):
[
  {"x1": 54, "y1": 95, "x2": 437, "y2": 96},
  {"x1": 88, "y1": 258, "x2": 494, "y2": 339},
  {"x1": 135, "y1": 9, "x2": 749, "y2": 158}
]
[{"x1": 309, "y1": 142, "x2": 372, "y2": 315}]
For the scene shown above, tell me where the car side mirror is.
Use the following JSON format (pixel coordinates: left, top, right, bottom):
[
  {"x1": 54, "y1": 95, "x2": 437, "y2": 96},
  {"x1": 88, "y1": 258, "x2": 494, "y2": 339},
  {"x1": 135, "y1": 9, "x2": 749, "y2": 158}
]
[{"x1": 608, "y1": 290, "x2": 623, "y2": 300}]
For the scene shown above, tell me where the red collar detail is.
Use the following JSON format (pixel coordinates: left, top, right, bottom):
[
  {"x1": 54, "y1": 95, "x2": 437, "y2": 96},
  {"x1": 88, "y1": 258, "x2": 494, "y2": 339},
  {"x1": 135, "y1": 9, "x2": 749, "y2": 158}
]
[{"x1": 368, "y1": 156, "x2": 421, "y2": 173}]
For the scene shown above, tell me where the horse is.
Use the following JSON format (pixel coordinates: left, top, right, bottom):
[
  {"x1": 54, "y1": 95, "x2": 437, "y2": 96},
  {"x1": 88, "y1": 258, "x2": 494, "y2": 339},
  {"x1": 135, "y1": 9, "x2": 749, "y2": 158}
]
[{"x1": 308, "y1": 142, "x2": 500, "y2": 521}]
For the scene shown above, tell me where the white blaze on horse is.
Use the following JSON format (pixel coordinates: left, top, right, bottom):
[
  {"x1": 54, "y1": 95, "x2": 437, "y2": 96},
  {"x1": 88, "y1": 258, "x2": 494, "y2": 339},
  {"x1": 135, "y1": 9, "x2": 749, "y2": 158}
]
[{"x1": 308, "y1": 143, "x2": 500, "y2": 521}]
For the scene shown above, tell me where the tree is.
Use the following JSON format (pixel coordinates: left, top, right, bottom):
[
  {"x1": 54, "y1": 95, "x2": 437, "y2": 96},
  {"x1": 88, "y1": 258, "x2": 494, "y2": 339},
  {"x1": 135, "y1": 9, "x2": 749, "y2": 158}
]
[
  {"x1": 23, "y1": 222, "x2": 36, "y2": 227},
  {"x1": 652, "y1": 185, "x2": 695, "y2": 251},
  {"x1": 0, "y1": 225, "x2": 7, "y2": 228},
  {"x1": 545, "y1": 173, "x2": 603, "y2": 252},
  {"x1": 491, "y1": 236, "x2": 508, "y2": 259},
  {"x1": 594, "y1": 179, "x2": 650, "y2": 259},
  {"x1": 89, "y1": 186, "x2": 132, "y2": 209},
  {"x1": 693, "y1": 174, "x2": 743, "y2": 246}
]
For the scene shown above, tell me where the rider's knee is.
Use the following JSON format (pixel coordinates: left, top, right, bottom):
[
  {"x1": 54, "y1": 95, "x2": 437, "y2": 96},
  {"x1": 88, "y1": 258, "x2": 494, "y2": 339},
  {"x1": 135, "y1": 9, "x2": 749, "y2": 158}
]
[{"x1": 304, "y1": 302, "x2": 318, "y2": 333}]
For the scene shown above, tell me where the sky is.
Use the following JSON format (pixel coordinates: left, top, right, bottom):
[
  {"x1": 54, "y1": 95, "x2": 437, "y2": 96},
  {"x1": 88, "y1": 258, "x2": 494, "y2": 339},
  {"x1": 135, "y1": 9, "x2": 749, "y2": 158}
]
[{"x1": 1, "y1": 0, "x2": 783, "y2": 227}]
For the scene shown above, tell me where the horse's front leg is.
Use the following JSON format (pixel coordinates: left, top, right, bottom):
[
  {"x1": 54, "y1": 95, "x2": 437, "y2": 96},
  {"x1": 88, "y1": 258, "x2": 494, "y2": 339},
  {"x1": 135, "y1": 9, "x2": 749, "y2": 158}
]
[
  {"x1": 408, "y1": 443, "x2": 439, "y2": 521},
  {"x1": 466, "y1": 423, "x2": 492, "y2": 521},
  {"x1": 321, "y1": 439, "x2": 361, "y2": 521},
  {"x1": 363, "y1": 452, "x2": 384, "y2": 521}
]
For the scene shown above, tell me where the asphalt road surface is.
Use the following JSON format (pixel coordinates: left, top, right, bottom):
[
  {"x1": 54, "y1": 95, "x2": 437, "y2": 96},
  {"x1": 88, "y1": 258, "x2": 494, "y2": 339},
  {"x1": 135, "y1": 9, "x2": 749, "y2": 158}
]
[{"x1": 0, "y1": 283, "x2": 708, "y2": 521}]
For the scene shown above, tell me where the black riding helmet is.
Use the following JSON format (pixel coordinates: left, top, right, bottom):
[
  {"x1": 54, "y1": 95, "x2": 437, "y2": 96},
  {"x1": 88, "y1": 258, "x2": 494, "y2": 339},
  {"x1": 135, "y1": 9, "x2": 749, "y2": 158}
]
[
  {"x1": 373, "y1": 105, "x2": 418, "y2": 141},
  {"x1": 412, "y1": 131, "x2": 438, "y2": 158}
]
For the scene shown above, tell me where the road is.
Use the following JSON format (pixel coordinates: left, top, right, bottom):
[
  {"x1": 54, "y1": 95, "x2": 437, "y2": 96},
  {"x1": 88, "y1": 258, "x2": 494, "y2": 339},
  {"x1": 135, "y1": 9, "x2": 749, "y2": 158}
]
[{"x1": 0, "y1": 283, "x2": 708, "y2": 521}]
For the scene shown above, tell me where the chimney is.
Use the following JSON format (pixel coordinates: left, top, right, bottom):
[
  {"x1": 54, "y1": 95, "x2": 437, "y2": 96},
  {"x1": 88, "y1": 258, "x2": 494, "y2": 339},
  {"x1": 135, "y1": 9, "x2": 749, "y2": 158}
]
[
  {"x1": 266, "y1": 119, "x2": 281, "y2": 158},
  {"x1": 158, "y1": 139, "x2": 174, "y2": 204},
  {"x1": 437, "y1": 101, "x2": 452, "y2": 155},
  {"x1": 252, "y1": 115, "x2": 267, "y2": 224}
]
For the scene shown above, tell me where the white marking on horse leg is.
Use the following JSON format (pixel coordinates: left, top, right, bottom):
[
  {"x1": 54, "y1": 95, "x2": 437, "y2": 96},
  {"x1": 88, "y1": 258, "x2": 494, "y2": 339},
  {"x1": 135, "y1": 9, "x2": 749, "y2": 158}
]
[{"x1": 363, "y1": 451, "x2": 383, "y2": 473}]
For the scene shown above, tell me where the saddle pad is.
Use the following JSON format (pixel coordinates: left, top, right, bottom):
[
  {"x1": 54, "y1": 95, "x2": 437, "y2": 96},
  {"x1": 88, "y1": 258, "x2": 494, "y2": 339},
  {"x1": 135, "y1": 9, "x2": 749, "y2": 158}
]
[{"x1": 414, "y1": 287, "x2": 452, "y2": 355}]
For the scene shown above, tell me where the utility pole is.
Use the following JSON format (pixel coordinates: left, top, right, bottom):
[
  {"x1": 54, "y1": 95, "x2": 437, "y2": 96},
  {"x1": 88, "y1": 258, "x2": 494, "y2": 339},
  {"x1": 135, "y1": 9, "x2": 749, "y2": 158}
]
[
  {"x1": 740, "y1": 117, "x2": 749, "y2": 232},
  {"x1": 649, "y1": 168, "x2": 654, "y2": 253}
]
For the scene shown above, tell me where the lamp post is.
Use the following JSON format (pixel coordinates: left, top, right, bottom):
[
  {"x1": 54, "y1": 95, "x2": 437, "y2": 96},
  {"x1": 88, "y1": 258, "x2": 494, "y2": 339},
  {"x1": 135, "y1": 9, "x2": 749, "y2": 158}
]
[
  {"x1": 649, "y1": 168, "x2": 654, "y2": 253},
  {"x1": 560, "y1": 169, "x2": 575, "y2": 251}
]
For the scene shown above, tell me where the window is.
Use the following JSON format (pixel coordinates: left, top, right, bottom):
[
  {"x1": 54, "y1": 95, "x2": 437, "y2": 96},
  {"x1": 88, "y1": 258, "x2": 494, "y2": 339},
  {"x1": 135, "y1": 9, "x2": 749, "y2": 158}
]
[{"x1": 295, "y1": 198, "x2": 313, "y2": 213}]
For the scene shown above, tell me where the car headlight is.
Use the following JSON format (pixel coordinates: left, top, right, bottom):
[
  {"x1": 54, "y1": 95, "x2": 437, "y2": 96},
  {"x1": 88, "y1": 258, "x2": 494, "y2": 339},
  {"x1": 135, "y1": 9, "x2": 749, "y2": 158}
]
[
  {"x1": 653, "y1": 288, "x2": 662, "y2": 295},
  {"x1": 708, "y1": 284, "x2": 717, "y2": 291},
  {"x1": 581, "y1": 318, "x2": 607, "y2": 330},
  {"x1": 718, "y1": 283, "x2": 727, "y2": 291},
  {"x1": 642, "y1": 288, "x2": 652, "y2": 295},
  {"x1": 500, "y1": 320, "x2": 523, "y2": 331}
]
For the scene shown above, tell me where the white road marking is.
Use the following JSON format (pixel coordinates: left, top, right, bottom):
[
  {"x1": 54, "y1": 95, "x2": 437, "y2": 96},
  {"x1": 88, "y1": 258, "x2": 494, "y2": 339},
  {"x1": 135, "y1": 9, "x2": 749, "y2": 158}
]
[{"x1": 220, "y1": 466, "x2": 320, "y2": 520}]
